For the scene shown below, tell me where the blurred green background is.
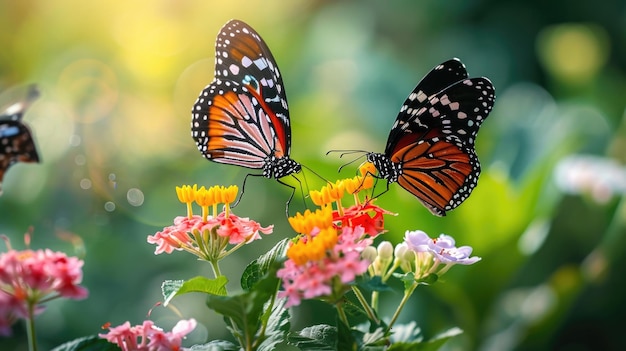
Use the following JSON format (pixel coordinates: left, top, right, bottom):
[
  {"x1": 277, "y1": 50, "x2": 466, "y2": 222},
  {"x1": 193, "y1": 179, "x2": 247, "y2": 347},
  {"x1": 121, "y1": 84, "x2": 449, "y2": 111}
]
[{"x1": 1, "y1": 0, "x2": 626, "y2": 350}]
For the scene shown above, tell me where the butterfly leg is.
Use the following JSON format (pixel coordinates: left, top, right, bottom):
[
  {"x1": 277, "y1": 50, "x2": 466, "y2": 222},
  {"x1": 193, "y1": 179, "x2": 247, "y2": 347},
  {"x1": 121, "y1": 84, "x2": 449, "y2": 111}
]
[
  {"x1": 232, "y1": 173, "x2": 265, "y2": 208},
  {"x1": 277, "y1": 176, "x2": 299, "y2": 217}
]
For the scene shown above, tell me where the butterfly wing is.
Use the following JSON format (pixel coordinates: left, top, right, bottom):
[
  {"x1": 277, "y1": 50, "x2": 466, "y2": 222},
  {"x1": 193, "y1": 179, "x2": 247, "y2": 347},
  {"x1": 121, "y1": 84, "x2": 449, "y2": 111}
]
[
  {"x1": 0, "y1": 86, "x2": 41, "y2": 188},
  {"x1": 385, "y1": 60, "x2": 494, "y2": 155},
  {"x1": 385, "y1": 58, "x2": 468, "y2": 153},
  {"x1": 191, "y1": 19, "x2": 296, "y2": 177}
]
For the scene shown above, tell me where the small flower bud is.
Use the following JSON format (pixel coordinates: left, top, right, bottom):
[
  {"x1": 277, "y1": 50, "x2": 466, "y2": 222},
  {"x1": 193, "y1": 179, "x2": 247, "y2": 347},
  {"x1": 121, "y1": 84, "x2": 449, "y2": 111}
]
[
  {"x1": 394, "y1": 242, "x2": 408, "y2": 258},
  {"x1": 377, "y1": 241, "x2": 394, "y2": 260},
  {"x1": 362, "y1": 246, "x2": 377, "y2": 262}
]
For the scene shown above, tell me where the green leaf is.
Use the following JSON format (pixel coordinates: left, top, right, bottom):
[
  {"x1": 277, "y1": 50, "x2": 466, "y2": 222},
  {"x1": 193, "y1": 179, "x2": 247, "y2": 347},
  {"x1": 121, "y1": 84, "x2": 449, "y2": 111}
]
[
  {"x1": 206, "y1": 272, "x2": 280, "y2": 348},
  {"x1": 387, "y1": 327, "x2": 463, "y2": 351},
  {"x1": 257, "y1": 297, "x2": 290, "y2": 351},
  {"x1": 187, "y1": 340, "x2": 240, "y2": 351},
  {"x1": 162, "y1": 276, "x2": 228, "y2": 306},
  {"x1": 388, "y1": 321, "x2": 422, "y2": 343},
  {"x1": 357, "y1": 275, "x2": 392, "y2": 292},
  {"x1": 288, "y1": 324, "x2": 338, "y2": 351},
  {"x1": 51, "y1": 335, "x2": 121, "y2": 351},
  {"x1": 241, "y1": 238, "x2": 289, "y2": 291},
  {"x1": 337, "y1": 319, "x2": 357, "y2": 351}
]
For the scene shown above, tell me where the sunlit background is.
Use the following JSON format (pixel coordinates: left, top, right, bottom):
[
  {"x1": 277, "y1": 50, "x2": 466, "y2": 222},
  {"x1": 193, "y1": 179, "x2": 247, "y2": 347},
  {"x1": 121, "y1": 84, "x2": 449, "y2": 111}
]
[{"x1": 1, "y1": 0, "x2": 626, "y2": 350}]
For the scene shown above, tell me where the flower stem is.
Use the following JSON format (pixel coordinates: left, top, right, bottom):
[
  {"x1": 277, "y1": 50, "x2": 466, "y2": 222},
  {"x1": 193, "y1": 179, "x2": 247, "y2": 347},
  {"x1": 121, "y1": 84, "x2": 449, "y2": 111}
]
[
  {"x1": 371, "y1": 290, "x2": 380, "y2": 312},
  {"x1": 209, "y1": 259, "x2": 223, "y2": 278},
  {"x1": 352, "y1": 286, "x2": 379, "y2": 324},
  {"x1": 336, "y1": 301, "x2": 350, "y2": 327},
  {"x1": 26, "y1": 302, "x2": 38, "y2": 351},
  {"x1": 386, "y1": 281, "x2": 417, "y2": 333}
]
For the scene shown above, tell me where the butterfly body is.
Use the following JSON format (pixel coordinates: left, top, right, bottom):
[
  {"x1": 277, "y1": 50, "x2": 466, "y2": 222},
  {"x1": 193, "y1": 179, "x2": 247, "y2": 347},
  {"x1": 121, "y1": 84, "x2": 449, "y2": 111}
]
[
  {"x1": 191, "y1": 20, "x2": 300, "y2": 180},
  {"x1": 366, "y1": 59, "x2": 495, "y2": 216},
  {"x1": 0, "y1": 86, "x2": 41, "y2": 192}
]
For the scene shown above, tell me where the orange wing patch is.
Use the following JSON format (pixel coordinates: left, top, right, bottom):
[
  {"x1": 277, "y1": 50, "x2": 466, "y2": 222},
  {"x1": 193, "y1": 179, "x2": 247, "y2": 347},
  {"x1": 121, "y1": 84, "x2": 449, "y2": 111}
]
[{"x1": 393, "y1": 139, "x2": 472, "y2": 212}]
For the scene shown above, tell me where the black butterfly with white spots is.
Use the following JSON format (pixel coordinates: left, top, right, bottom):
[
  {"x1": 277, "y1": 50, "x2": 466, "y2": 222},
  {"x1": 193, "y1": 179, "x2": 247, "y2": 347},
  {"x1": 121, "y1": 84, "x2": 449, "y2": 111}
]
[{"x1": 366, "y1": 58, "x2": 495, "y2": 216}]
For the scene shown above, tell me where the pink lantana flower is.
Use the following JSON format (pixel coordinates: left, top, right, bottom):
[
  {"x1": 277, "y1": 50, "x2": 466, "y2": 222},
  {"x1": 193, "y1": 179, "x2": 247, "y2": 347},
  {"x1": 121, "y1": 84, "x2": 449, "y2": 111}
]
[
  {"x1": 148, "y1": 211, "x2": 273, "y2": 262},
  {"x1": 277, "y1": 225, "x2": 372, "y2": 307},
  {"x1": 99, "y1": 318, "x2": 197, "y2": 351},
  {"x1": 0, "y1": 244, "x2": 88, "y2": 335}
]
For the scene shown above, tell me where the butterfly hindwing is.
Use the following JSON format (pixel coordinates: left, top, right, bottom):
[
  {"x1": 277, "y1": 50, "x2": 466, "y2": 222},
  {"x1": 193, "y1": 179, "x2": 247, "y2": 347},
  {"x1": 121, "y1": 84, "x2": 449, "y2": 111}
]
[{"x1": 391, "y1": 135, "x2": 479, "y2": 216}]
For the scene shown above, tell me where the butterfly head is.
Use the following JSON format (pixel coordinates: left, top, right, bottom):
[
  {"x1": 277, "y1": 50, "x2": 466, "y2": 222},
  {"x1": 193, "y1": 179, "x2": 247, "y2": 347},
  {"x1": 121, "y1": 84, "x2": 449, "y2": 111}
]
[{"x1": 366, "y1": 152, "x2": 400, "y2": 183}]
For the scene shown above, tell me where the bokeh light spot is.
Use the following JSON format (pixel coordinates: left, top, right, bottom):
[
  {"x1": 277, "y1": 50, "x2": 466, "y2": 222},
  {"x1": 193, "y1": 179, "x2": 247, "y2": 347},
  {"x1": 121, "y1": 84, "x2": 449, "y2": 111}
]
[
  {"x1": 79, "y1": 178, "x2": 92, "y2": 190},
  {"x1": 104, "y1": 201, "x2": 116, "y2": 212},
  {"x1": 127, "y1": 188, "x2": 145, "y2": 207}
]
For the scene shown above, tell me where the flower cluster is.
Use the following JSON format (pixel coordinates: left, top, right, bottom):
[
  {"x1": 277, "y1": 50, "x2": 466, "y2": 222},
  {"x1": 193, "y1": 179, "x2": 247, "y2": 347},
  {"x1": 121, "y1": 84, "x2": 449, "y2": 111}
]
[
  {"x1": 99, "y1": 319, "x2": 197, "y2": 351},
  {"x1": 277, "y1": 164, "x2": 392, "y2": 307},
  {"x1": 0, "y1": 238, "x2": 88, "y2": 336},
  {"x1": 147, "y1": 185, "x2": 273, "y2": 262},
  {"x1": 398, "y1": 230, "x2": 481, "y2": 280}
]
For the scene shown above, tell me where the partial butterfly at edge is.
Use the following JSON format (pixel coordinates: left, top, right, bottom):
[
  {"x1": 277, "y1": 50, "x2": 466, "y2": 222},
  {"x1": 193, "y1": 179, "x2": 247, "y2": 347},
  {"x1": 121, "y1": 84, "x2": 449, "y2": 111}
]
[{"x1": 0, "y1": 85, "x2": 41, "y2": 194}]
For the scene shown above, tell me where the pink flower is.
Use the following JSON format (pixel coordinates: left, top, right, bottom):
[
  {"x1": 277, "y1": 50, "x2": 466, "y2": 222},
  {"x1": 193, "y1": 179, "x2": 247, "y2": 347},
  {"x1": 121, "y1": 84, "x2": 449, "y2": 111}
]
[
  {"x1": 99, "y1": 319, "x2": 197, "y2": 351},
  {"x1": 147, "y1": 216, "x2": 203, "y2": 254},
  {"x1": 277, "y1": 226, "x2": 372, "y2": 308},
  {"x1": 148, "y1": 211, "x2": 273, "y2": 261},
  {"x1": 215, "y1": 213, "x2": 274, "y2": 244},
  {"x1": 0, "y1": 247, "x2": 88, "y2": 325}
]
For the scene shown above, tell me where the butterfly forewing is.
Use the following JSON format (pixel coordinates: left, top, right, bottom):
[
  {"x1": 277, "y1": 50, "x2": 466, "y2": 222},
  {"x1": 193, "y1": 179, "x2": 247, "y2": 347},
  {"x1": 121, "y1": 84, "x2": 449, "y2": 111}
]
[
  {"x1": 385, "y1": 59, "x2": 468, "y2": 148},
  {"x1": 213, "y1": 19, "x2": 290, "y2": 153},
  {"x1": 386, "y1": 77, "x2": 495, "y2": 159}
]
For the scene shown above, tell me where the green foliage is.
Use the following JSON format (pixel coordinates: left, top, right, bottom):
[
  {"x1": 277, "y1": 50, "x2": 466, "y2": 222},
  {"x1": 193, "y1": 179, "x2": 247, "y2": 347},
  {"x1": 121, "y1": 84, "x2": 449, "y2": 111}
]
[
  {"x1": 162, "y1": 276, "x2": 229, "y2": 306},
  {"x1": 51, "y1": 336, "x2": 121, "y2": 351},
  {"x1": 288, "y1": 324, "x2": 338, "y2": 351},
  {"x1": 241, "y1": 238, "x2": 289, "y2": 291},
  {"x1": 205, "y1": 270, "x2": 285, "y2": 350}
]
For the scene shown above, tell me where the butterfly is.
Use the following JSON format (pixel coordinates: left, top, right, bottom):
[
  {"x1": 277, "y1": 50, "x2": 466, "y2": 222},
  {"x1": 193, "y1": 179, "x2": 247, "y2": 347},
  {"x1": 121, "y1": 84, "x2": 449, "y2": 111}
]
[
  {"x1": 364, "y1": 58, "x2": 495, "y2": 216},
  {"x1": 0, "y1": 85, "x2": 41, "y2": 194},
  {"x1": 191, "y1": 19, "x2": 301, "y2": 192}
]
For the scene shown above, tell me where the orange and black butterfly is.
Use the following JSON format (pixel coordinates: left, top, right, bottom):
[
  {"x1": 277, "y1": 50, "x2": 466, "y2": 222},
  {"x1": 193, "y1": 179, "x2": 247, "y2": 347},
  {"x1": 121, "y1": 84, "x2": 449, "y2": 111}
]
[
  {"x1": 365, "y1": 58, "x2": 495, "y2": 216},
  {"x1": 191, "y1": 19, "x2": 301, "y2": 187},
  {"x1": 0, "y1": 85, "x2": 41, "y2": 194}
]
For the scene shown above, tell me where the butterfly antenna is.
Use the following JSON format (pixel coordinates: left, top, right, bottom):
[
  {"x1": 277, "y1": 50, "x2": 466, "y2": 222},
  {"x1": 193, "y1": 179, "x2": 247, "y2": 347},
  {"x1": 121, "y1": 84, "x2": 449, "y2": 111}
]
[
  {"x1": 232, "y1": 173, "x2": 264, "y2": 208},
  {"x1": 326, "y1": 149, "x2": 368, "y2": 159},
  {"x1": 300, "y1": 163, "x2": 329, "y2": 183}
]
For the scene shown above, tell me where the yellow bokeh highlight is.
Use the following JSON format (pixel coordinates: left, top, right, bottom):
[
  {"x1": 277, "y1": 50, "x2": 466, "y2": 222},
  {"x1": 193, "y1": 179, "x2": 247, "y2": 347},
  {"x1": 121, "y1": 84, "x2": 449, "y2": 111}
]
[{"x1": 536, "y1": 23, "x2": 609, "y2": 84}]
